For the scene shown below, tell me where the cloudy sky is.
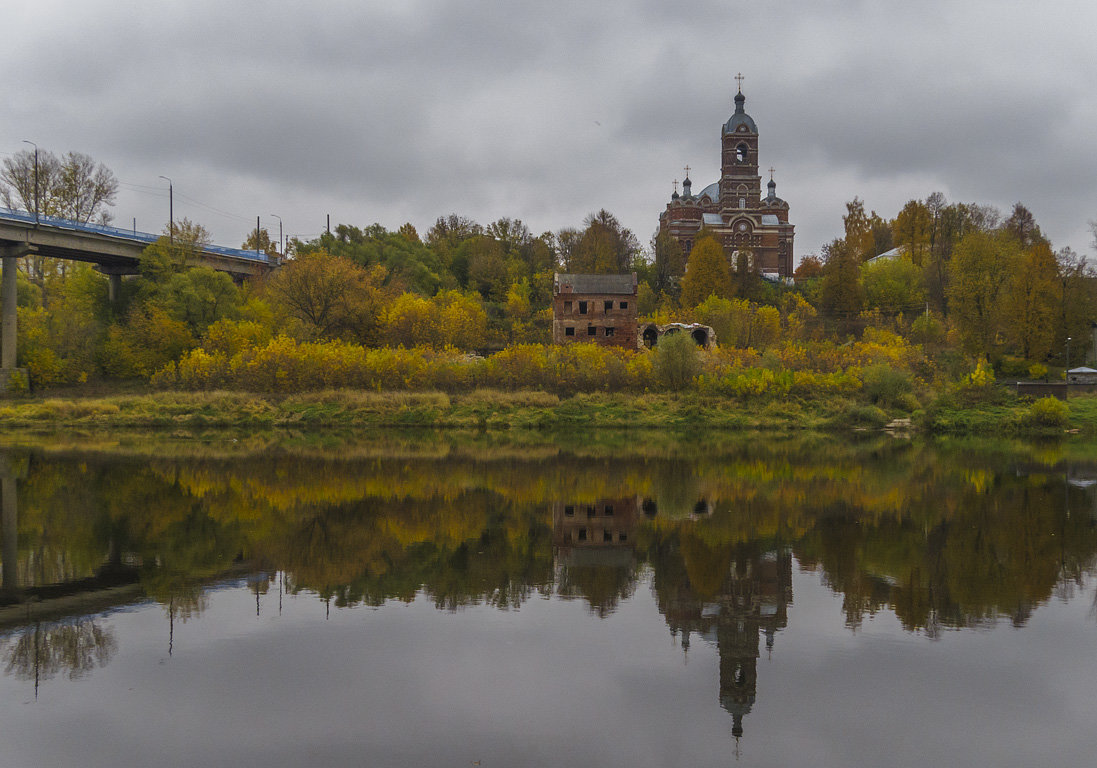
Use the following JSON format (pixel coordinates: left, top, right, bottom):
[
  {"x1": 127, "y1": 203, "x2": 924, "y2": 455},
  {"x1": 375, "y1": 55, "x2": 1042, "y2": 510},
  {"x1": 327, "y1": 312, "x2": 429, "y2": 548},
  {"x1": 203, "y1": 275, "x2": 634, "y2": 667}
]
[{"x1": 3, "y1": 0, "x2": 1096, "y2": 261}]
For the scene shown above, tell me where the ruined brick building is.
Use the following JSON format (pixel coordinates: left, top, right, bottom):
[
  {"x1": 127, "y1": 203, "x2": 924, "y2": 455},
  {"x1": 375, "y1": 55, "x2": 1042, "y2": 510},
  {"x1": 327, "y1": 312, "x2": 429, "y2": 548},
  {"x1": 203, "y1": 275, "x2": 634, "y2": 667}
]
[
  {"x1": 552, "y1": 273, "x2": 638, "y2": 349},
  {"x1": 659, "y1": 82, "x2": 795, "y2": 280}
]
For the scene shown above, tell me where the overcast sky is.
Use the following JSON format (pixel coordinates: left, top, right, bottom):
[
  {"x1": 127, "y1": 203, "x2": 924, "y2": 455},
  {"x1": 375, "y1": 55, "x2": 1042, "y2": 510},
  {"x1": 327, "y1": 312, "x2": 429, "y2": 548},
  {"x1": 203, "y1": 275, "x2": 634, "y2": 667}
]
[{"x1": 3, "y1": 0, "x2": 1096, "y2": 261}]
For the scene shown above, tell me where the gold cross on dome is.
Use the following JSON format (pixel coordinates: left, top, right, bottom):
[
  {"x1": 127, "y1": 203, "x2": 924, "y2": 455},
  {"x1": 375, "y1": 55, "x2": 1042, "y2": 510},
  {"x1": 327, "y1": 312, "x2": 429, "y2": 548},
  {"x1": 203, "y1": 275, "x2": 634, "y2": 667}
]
[
  {"x1": 673, "y1": 179, "x2": 679, "y2": 194},
  {"x1": 769, "y1": 167, "x2": 775, "y2": 181},
  {"x1": 735, "y1": 72, "x2": 744, "y2": 92},
  {"x1": 683, "y1": 165, "x2": 691, "y2": 178}
]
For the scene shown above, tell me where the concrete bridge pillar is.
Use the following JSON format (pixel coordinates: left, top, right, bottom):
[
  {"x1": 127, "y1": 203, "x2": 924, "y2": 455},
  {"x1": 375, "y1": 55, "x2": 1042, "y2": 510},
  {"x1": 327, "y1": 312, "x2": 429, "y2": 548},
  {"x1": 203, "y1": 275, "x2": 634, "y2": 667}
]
[
  {"x1": 1, "y1": 245, "x2": 33, "y2": 392},
  {"x1": 95, "y1": 264, "x2": 137, "y2": 307},
  {"x1": 108, "y1": 273, "x2": 122, "y2": 304}
]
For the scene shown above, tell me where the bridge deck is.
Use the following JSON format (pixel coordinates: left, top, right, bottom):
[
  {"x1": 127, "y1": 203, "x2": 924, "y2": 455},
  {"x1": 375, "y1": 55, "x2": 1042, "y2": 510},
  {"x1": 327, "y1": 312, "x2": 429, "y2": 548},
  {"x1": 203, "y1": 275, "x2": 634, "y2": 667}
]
[{"x1": 0, "y1": 207, "x2": 275, "y2": 275}]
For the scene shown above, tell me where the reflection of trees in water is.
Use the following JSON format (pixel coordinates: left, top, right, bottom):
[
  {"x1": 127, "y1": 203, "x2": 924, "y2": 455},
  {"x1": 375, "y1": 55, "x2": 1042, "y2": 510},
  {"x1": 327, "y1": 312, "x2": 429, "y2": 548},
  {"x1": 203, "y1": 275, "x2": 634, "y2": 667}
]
[
  {"x1": 264, "y1": 494, "x2": 555, "y2": 612},
  {"x1": 556, "y1": 562, "x2": 637, "y2": 618},
  {"x1": 2, "y1": 620, "x2": 117, "y2": 685},
  {"x1": 6, "y1": 440, "x2": 1097, "y2": 633},
  {"x1": 796, "y1": 474, "x2": 1097, "y2": 632}
]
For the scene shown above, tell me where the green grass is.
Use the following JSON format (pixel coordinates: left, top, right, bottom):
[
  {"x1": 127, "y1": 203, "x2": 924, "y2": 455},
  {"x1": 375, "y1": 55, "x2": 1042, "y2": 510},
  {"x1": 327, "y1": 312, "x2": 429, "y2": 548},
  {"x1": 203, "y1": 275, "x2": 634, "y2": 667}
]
[{"x1": 2, "y1": 387, "x2": 1095, "y2": 436}]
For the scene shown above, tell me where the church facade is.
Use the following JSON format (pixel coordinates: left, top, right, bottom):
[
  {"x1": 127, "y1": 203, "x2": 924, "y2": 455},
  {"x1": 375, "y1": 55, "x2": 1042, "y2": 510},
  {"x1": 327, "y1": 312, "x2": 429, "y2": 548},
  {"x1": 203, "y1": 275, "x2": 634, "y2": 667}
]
[{"x1": 659, "y1": 85, "x2": 795, "y2": 280}]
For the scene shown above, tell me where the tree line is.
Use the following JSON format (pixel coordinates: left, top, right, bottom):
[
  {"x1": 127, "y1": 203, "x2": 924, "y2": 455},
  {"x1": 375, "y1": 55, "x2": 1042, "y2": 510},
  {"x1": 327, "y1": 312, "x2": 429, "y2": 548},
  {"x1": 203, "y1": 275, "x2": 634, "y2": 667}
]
[{"x1": 3, "y1": 147, "x2": 1096, "y2": 392}]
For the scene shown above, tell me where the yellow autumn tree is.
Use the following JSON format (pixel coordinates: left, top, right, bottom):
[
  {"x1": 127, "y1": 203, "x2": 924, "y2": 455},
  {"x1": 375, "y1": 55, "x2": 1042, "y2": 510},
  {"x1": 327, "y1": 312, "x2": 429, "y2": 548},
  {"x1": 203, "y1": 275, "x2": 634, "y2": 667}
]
[
  {"x1": 679, "y1": 234, "x2": 733, "y2": 309},
  {"x1": 1002, "y1": 242, "x2": 1060, "y2": 360}
]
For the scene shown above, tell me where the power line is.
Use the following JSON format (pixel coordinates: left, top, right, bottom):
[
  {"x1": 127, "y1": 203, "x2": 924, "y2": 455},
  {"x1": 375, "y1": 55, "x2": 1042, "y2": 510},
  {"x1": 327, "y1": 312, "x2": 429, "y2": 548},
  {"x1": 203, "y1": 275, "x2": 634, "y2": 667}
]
[
  {"x1": 118, "y1": 178, "x2": 255, "y2": 224},
  {"x1": 174, "y1": 191, "x2": 254, "y2": 223}
]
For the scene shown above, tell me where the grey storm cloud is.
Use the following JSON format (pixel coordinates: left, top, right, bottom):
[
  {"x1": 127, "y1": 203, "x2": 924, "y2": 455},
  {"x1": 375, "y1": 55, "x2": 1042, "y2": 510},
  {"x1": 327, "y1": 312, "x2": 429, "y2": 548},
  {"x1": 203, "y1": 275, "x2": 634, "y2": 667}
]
[{"x1": 3, "y1": 0, "x2": 1097, "y2": 254}]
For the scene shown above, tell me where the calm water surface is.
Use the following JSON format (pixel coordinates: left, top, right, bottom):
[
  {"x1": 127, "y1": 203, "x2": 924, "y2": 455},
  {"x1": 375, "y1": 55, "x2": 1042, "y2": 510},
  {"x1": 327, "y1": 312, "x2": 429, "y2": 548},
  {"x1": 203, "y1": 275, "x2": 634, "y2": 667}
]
[{"x1": 1, "y1": 432, "x2": 1096, "y2": 767}]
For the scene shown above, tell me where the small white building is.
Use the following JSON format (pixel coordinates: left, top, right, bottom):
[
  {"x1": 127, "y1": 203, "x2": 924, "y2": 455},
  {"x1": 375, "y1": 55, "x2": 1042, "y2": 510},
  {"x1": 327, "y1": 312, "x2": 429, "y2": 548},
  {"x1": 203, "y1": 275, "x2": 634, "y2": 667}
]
[{"x1": 1067, "y1": 367, "x2": 1097, "y2": 385}]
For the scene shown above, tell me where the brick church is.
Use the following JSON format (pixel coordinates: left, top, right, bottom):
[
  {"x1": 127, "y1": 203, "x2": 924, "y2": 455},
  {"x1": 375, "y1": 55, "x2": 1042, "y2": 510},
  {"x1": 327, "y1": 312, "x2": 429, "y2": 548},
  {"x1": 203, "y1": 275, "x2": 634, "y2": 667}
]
[{"x1": 659, "y1": 79, "x2": 795, "y2": 280}]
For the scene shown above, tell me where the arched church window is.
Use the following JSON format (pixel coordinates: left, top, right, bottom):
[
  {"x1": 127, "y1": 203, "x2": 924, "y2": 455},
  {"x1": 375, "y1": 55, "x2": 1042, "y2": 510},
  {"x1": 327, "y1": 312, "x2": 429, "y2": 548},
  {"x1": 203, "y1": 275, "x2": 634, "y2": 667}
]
[
  {"x1": 739, "y1": 197, "x2": 746, "y2": 209},
  {"x1": 736, "y1": 143, "x2": 749, "y2": 162}
]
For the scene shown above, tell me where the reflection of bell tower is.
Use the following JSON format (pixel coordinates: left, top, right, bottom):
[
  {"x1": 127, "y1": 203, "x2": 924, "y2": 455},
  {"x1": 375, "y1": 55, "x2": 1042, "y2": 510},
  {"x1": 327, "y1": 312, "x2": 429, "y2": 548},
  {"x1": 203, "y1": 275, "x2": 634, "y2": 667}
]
[
  {"x1": 719, "y1": 618, "x2": 759, "y2": 738},
  {"x1": 716, "y1": 548, "x2": 792, "y2": 738},
  {"x1": 654, "y1": 539, "x2": 792, "y2": 741}
]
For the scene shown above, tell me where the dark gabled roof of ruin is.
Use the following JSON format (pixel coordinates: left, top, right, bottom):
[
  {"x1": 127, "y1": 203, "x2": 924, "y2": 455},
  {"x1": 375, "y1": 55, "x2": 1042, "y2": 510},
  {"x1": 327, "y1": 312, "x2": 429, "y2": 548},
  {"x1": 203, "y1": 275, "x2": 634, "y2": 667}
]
[{"x1": 555, "y1": 273, "x2": 637, "y2": 295}]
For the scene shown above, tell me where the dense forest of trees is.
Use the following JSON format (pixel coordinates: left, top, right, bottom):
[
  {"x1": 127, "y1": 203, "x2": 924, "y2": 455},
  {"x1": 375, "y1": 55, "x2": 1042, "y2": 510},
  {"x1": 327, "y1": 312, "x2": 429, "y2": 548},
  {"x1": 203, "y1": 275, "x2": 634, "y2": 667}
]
[{"x1": 2, "y1": 147, "x2": 1096, "y2": 393}]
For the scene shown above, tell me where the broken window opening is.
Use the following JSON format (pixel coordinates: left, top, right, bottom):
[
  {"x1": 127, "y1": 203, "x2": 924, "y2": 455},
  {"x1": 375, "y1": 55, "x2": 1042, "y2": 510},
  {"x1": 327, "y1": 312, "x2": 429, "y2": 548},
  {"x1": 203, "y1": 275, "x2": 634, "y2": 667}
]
[
  {"x1": 604, "y1": 300, "x2": 613, "y2": 311},
  {"x1": 564, "y1": 505, "x2": 575, "y2": 516},
  {"x1": 605, "y1": 327, "x2": 615, "y2": 337},
  {"x1": 578, "y1": 528, "x2": 588, "y2": 541},
  {"x1": 564, "y1": 326, "x2": 574, "y2": 337},
  {"x1": 578, "y1": 301, "x2": 588, "y2": 314},
  {"x1": 587, "y1": 326, "x2": 596, "y2": 336}
]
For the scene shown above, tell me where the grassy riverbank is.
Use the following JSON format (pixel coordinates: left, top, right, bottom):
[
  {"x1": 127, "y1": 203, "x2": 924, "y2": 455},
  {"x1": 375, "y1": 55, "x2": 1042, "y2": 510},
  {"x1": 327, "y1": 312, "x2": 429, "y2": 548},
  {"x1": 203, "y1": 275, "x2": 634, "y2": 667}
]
[{"x1": 2, "y1": 388, "x2": 1096, "y2": 435}]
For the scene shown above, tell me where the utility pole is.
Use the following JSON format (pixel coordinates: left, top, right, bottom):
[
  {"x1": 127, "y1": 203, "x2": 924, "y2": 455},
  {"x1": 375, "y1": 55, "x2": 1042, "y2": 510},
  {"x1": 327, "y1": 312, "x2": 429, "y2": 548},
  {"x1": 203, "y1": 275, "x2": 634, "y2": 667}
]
[
  {"x1": 159, "y1": 176, "x2": 173, "y2": 245},
  {"x1": 270, "y1": 214, "x2": 283, "y2": 258}
]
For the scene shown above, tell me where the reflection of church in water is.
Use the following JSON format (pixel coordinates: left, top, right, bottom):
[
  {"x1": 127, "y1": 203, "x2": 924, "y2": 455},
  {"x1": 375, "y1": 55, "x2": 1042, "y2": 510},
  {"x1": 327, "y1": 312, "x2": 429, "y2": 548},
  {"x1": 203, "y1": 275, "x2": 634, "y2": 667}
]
[
  {"x1": 658, "y1": 544, "x2": 792, "y2": 739},
  {"x1": 551, "y1": 495, "x2": 792, "y2": 739}
]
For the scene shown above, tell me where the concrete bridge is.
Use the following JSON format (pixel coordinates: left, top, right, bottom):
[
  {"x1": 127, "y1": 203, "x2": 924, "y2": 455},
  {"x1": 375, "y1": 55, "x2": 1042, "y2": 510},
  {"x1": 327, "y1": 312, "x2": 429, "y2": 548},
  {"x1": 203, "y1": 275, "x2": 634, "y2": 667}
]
[{"x1": 1, "y1": 206, "x2": 276, "y2": 390}]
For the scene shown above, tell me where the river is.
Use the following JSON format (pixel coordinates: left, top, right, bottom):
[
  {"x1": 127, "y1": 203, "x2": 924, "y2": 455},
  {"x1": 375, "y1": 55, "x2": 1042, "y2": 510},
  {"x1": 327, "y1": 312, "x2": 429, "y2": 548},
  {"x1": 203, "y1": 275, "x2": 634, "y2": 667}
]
[{"x1": 1, "y1": 430, "x2": 1095, "y2": 767}]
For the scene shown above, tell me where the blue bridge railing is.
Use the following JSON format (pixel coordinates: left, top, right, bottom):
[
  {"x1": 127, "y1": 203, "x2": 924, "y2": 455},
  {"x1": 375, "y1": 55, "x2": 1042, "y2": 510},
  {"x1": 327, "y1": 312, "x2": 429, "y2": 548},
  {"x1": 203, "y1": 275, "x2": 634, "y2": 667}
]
[{"x1": 0, "y1": 206, "x2": 274, "y2": 264}]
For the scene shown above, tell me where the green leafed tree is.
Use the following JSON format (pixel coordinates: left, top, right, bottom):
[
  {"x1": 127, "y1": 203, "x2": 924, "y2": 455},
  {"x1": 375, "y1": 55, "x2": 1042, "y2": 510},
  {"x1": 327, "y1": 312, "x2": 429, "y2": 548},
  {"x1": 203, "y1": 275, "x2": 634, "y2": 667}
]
[
  {"x1": 861, "y1": 254, "x2": 926, "y2": 315},
  {"x1": 946, "y1": 230, "x2": 1022, "y2": 355},
  {"x1": 819, "y1": 237, "x2": 864, "y2": 325},
  {"x1": 264, "y1": 251, "x2": 389, "y2": 344},
  {"x1": 140, "y1": 219, "x2": 212, "y2": 283},
  {"x1": 570, "y1": 210, "x2": 640, "y2": 274},
  {"x1": 651, "y1": 230, "x2": 685, "y2": 298},
  {"x1": 653, "y1": 330, "x2": 699, "y2": 391},
  {"x1": 160, "y1": 268, "x2": 243, "y2": 337}
]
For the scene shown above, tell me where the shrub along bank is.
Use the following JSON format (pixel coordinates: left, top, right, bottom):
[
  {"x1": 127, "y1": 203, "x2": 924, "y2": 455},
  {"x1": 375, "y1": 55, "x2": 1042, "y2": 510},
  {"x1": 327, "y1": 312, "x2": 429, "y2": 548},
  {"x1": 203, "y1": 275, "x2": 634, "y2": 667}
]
[{"x1": 1, "y1": 386, "x2": 1094, "y2": 437}]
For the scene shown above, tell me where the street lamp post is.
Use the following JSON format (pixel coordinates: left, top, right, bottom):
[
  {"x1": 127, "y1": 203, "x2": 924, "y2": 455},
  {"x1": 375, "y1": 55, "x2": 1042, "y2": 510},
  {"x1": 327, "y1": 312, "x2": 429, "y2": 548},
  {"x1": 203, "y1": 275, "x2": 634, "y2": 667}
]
[
  {"x1": 21, "y1": 141, "x2": 38, "y2": 225},
  {"x1": 270, "y1": 214, "x2": 283, "y2": 259},
  {"x1": 1066, "y1": 337, "x2": 1072, "y2": 398},
  {"x1": 158, "y1": 176, "x2": 173, "y2": 245}
]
